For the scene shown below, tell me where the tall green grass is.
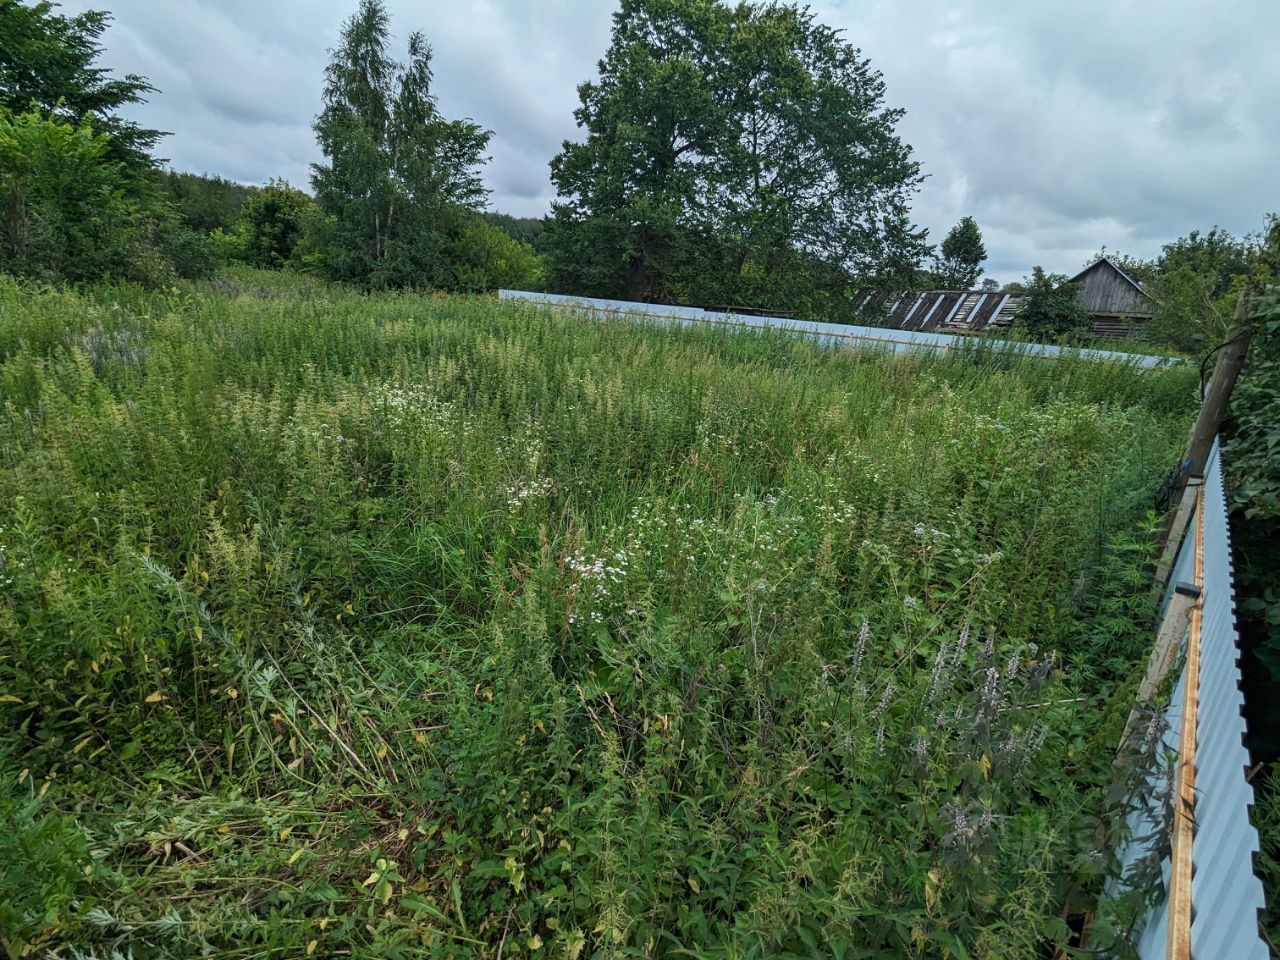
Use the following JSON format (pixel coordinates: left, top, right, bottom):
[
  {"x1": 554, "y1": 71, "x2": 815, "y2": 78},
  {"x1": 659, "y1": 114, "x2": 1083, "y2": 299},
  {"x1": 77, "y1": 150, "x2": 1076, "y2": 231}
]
[{"x1": 0, "y1": 271, "x2": 1196, "y2": 957}]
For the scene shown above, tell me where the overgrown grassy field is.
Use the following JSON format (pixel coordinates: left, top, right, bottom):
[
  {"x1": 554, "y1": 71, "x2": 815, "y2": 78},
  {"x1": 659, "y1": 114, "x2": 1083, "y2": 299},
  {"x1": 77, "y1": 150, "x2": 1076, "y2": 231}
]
[{"x1": 0, "y1": 271, "x2": 1196, "y2": 958}]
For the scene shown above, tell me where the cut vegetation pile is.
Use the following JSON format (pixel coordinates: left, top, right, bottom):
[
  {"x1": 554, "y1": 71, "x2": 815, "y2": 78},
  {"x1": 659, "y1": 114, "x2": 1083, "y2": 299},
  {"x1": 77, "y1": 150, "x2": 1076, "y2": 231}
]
[{"x1": 0, "y1": 271, "x2": 1197, "y2": 957}]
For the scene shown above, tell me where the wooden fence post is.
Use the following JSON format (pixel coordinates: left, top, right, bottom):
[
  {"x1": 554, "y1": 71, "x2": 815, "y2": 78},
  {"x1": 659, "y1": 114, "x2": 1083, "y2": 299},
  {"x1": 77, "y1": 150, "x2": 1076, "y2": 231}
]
[{"x1": 1155, "y1": 291, "x2": 1253, "y2": 583}]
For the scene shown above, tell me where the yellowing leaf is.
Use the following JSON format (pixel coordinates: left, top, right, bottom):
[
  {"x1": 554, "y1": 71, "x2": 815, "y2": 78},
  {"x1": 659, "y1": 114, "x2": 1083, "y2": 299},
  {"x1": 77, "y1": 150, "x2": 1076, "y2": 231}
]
[
  {"x1": 504, "y1": 856, "x2": 525, "y2": 894},
  {"x1": 528, "y1": 935, "x2": 543, "y2": 951},
  {"x1": 0, "y1": 694, "x2": 22, "y2": 703},
  {"x1": 194, "y1": 626, "x2": 203, "y2": 641},
  {"x1": 687, "y1": 877, "x2": 700, "y2": 893},
  {"x1": 288, "y1": 848, "x2": 306, "y2": 865},
  {"x1": 145, "y1": 692, "x2": 167, "y2": 704},
  {"x1": 279, "y1": 827, "x2": 293, "y2": 841},
  {"x1": 226, "y1": 687, "x2": 238, "y2": 699},
  {"x1": 980, "y1": 753, "x2": 992, "y2": 780},
  {"x1": 306, "y1": 940, "x2": 318, "y2": 955}
]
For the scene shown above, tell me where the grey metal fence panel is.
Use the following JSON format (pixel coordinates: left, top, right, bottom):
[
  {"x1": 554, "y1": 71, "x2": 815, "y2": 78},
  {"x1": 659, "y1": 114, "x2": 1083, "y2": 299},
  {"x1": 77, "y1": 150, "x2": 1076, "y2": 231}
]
[
  {"x1": 497, "y1": 290, "x2": 1178, "y2": 369},
  {"x1": 1116, "y1": 441, "x2": 1266, "y2": 958},
  {"x1": 1189, "y1": 443, "x2": 1266, "y2": 960}
]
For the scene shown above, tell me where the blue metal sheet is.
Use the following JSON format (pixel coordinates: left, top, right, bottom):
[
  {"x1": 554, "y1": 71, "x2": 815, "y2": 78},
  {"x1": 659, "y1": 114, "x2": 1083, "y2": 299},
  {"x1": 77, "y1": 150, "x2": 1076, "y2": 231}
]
[
  {"x1": 1116, "y1": 442, "x2": 1267, "y2": 958},
  {"x1": 1188, "y1": 444, "x2": 1266, "y2": 960}
]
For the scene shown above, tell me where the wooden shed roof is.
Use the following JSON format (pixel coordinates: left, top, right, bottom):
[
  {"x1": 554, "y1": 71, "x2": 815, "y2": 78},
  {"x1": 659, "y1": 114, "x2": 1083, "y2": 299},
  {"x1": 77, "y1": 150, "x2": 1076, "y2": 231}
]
[
  {"x1": 855, "y1": 289, "x2": 1026, "y2": 332},
  {"x1": 1070, "y1": 256, "x2": 1149, "y2": 297}
]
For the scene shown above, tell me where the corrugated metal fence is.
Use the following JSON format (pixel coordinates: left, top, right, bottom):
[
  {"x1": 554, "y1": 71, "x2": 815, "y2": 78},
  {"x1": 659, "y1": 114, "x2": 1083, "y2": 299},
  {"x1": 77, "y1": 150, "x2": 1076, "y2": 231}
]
[
  {"x1": 497, "y1": 290, "x2": 1177, "y2": 369},
  {"x1": 1114, "y1": 441, "x2": 1266, "y2": 958}
]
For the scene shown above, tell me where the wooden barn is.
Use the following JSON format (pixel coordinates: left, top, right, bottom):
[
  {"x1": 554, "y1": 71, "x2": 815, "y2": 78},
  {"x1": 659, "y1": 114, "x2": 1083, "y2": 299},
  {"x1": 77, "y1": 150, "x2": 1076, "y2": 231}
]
[{"x1": 1068, "y1": 257, "x2": 1153, "y2": 338}]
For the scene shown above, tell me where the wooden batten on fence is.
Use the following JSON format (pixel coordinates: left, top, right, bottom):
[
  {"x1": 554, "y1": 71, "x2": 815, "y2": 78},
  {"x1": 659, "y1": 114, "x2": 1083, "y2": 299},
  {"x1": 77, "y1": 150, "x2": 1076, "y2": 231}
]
[{"x1": 1165, "y1": 482, "x2": 1205, "y2": 960}]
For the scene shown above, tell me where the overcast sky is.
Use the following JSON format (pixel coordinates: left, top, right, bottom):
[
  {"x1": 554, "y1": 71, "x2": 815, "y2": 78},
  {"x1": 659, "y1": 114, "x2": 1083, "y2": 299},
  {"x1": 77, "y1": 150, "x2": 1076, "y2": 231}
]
[{"x1": 64, "y1": 0, "x2": 1279, "y2": 283}]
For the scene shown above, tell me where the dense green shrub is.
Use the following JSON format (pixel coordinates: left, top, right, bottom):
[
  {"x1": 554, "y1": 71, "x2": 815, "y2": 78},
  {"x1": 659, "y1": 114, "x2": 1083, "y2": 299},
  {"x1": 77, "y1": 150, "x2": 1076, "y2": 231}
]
[
  {"x1": 0, "y1": 108, "x2": 215, "y2": 285},
  {"x1": 444, "y1": 218, "x2": 544, "y2": 292},
  {"x1": 1012, "y1": 267, "x2": 1092, "y2": 343},
  {"x1": 239, "y1": 178, "x2": 314, "y2": 269},
  {"x1": 0, "y1": 109, "x2": 142, "y2": 282},
  {"x1": 1226, "y1": 287, "x2": 1280, "y2": 759}
]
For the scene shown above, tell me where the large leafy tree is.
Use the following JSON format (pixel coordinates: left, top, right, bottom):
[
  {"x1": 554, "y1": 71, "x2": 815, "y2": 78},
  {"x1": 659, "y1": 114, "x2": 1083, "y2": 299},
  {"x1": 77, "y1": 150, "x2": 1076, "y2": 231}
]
[
  {"x1": 311, "y1": 0, "x2": 490, "y2": 288},
  {"x1": 705, "y1": 4, "x2": 926, "y2": 309},
  {"x1": 545, "y1": 0, "x2": 927, "y2": 316},
  {"x1": 934, "y1": 215, "x2": 986, "y2": 289},
  {"x1": 0, "y1": 0, "x2": 164, "y2": 171},
  {"x1": 546, "y1": 0, "x2": 728, "y2": 302}
]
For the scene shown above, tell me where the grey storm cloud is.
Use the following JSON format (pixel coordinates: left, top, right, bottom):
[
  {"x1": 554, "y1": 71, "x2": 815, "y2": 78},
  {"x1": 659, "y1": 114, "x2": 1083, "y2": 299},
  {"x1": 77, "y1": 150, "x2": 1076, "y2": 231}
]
[{"x1": 62, "y1": 0, "x2": 1280, "y2": 283}]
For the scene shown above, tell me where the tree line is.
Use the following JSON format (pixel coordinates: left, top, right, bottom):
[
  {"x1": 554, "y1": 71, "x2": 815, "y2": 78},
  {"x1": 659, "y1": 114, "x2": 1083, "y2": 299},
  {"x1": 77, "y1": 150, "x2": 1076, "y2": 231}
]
[
  {"x1": 0, "y1": 0, "x2": 990, "y2": 307},
  {"x1": 0, "y1": 0, "x2": 543, "y2": 293},
  {"x1": 0, "y1": 0, "x2": 1273, "y2": 349}
]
